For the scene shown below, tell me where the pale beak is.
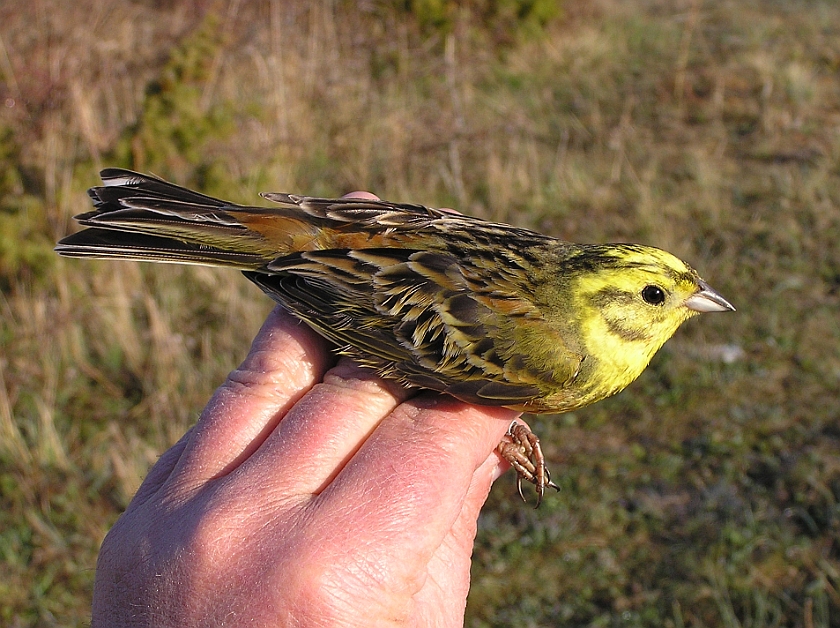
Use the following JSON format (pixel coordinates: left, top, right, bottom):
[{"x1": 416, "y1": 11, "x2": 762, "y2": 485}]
[{"x1": 685, "y1": 280, "x2": 736, "y2": 313}]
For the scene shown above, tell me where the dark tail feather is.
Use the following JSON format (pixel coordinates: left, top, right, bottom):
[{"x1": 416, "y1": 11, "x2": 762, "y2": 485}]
[
  {"x1": 56, "y1": 169, "x2": 275, "y2": 269},
  {"x1": 93, "y1": 168, "x2": 230, "y2": 208},
  {"x1": 56, "y1": 228, "x2": 269, "y2": 268}
]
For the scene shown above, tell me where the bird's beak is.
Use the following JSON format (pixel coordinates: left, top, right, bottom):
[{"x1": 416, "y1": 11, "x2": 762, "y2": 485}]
[{"x1": 685, "y1": 280, "x2": 735, "y2": 313}]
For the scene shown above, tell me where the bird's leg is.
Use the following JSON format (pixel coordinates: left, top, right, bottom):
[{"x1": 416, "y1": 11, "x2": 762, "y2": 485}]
[{"x1": 496, "y1": 421, "x2": 559, "y2": 507}]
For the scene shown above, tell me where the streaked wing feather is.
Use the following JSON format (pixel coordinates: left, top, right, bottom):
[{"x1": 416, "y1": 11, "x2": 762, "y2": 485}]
[
  {"x1": 261, "y1": 193, "x2": 458, "y2": 228},
  {"x1": 244, "y1": 271, "x2": 421, "y2": 366},
  {"x1": 249, "y1": 246, "x2": 582, "y2": 406}
]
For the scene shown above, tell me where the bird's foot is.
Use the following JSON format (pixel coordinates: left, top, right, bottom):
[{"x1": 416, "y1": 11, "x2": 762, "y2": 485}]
[{"x1": 496, "y1": 421, "x2": 559, "y2": 507}]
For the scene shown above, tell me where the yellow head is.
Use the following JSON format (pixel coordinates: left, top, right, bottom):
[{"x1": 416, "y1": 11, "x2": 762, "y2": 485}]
[{"x1": 560, "y1": 244, "x2": 734, "y2": 404}]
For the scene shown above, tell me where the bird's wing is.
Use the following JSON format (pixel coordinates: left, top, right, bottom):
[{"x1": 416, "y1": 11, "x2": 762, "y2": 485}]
[{"x1": 246, "y1": 245, "x2": 584, "y2": 407}]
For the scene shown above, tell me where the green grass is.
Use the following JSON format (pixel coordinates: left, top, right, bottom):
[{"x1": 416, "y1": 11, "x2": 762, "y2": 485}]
[{"x1": 2, "y1": 0, "x2": 840, "y2": 625}]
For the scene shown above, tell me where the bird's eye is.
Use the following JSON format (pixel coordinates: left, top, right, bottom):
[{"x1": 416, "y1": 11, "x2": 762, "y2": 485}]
[{"x1": 641, "y1": 284, "x2": 666, "y2": 305}]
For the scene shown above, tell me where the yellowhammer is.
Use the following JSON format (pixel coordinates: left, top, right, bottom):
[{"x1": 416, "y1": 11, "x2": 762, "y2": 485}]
[{"x1": 57, "y1": 169, "x2": 734, "y2": 503}]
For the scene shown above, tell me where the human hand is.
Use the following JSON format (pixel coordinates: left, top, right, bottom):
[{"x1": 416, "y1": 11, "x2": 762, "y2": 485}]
[{"x1": 90, "y1": 302, "x2": 519, "y2": 627}]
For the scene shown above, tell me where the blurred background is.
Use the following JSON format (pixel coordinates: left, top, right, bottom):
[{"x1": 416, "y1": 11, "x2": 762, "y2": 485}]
[{"x1": 2, "y1": 0, "x2": 839, "y2": 625}]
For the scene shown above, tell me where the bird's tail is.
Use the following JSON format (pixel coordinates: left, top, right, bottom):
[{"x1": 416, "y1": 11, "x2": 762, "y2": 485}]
[{"x1": 55, "y1": 169, "x2": 295, "y2": 269}]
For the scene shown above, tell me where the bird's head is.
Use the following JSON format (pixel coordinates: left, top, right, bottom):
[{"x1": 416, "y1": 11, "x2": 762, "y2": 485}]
[{"x1": 565, "y1": 244, "x2": 734, "y2": 390}]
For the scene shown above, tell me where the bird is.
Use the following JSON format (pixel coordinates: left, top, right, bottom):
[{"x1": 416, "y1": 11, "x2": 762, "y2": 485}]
[{"x1": 56, "y1": 169, "x2": 735, "y2": 504}]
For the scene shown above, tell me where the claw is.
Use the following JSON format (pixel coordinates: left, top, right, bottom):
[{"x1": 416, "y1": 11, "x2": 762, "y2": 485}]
[{"x1": 496, "y1": 421, "x2": 560, "y2": 507}]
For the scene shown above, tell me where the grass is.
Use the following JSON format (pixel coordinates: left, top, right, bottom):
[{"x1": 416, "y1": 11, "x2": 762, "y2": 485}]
[{"x1": 2, "y1": 0, "x2": 840, "y2": 625}]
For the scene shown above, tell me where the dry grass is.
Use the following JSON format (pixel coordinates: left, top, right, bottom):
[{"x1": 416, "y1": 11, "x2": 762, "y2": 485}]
[{"x1": 2, "y1": 0, "x2": 840, "y2": 625}]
